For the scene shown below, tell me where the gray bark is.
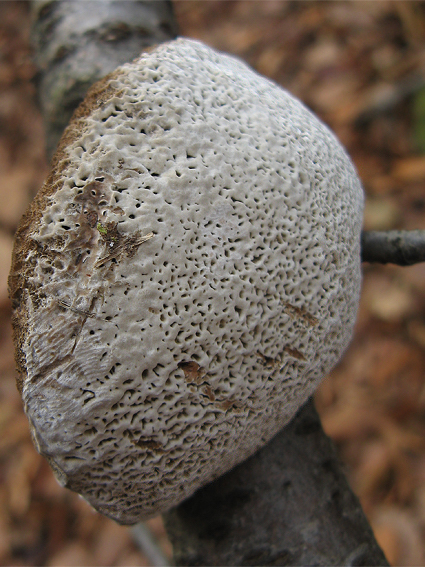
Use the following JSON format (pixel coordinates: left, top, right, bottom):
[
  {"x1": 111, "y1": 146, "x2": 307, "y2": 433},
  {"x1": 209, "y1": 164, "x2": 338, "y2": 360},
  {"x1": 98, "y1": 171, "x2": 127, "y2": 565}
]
[
  {"x1": 362, "y1": 229, "x2": 425, "y2": 265},
  {"x1": 163, "y1": 399, "x2": 388, "y2": 566},
  {"x1": 31, "y1": 0, "x2": 177, "y2": 159},
  {"x1": 29, "y1": 4, "x2": 392, "y2": 565}
]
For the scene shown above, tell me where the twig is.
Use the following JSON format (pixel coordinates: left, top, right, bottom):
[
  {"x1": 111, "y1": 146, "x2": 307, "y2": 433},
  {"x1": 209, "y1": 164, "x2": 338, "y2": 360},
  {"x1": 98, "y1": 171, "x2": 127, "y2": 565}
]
[
  {"x1": 131, "y1": 523, "x2": 171, "y2": 567},
  {"x1": 361, "y1": 229, "x2": 425, "y2": 265}
]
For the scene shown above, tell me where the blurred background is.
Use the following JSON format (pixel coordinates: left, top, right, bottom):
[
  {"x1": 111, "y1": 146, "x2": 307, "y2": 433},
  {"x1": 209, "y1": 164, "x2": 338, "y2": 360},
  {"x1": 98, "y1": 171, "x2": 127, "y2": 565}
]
[{"x1": 1, "y1": 1, "x2": 425, "y2": 565}]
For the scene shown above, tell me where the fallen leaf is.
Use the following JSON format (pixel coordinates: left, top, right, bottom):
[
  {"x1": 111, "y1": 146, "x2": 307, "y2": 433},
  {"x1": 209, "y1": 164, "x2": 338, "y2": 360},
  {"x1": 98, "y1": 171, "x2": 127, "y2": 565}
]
[
  {"x1": 392, "y1": 156, "x2": 425, "y2": 182},
  {"x1": 47, "y1": 542, "x2": 95, "y2": 567},
  {"x1": 0, "y1": 231, "x2": 13, "y2": 307},
  {"x1": 92, "y1": 520, "x2": 132, "y2": 566},
  {"x1": 363, "y1": 196, "x2": 400, "y2": 230}
]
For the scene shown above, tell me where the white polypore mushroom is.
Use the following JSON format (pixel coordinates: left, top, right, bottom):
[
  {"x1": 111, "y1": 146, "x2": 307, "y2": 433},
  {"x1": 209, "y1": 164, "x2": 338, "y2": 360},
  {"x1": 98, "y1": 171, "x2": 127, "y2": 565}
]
[{"x1": 9, "y1": 38, "x2": 363, "y2": 524}]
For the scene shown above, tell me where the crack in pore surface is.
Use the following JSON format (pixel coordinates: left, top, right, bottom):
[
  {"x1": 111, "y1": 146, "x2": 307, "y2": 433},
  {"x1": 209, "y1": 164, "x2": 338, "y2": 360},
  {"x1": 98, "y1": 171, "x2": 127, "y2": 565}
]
[
  {"x1": 29, "y1": 293, "x2": 103, "y2": 384},
  {"x1": 29, "y1": 352, "x2": 75, "y2": 385},
  {"x1": 69, "y1": 292, "x2": 102, "y2": 354}
]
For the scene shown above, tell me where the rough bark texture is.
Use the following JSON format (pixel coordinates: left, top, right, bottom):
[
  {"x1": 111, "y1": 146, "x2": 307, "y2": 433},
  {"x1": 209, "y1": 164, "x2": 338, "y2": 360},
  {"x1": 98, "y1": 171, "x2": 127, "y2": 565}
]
[
  {"x1": 31, "y1": 0, "x2": 177, "y2": 159},
  {"x1": 163, "y1": 399, "x2": 388, "y2": 567},
  {"x1": 29, "y1": 4, "x2": 390, "y2": 565},
  {"x1": 362, "y1": 229, "x2": 425, "y2": 266}
]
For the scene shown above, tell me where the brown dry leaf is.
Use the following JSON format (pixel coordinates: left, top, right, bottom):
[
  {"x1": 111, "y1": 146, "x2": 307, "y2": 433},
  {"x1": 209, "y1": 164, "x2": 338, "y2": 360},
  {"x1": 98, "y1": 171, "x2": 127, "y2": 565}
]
[
  {"x1": 371, "y1": 508, "x2": 425, "y2": 567},
  {"x1": 32, "y1": 459, "x2": 69, "y2": 501},
  {"x1": 372, "y1": 521, "x2": 401, "y2": 566},
  {"x1": 116, "y1": 550, "x2": 151, "y2": 567},
  {"x1": 7, "y1": 462, "x2": 33, "y2": 518},
  {"x1": 332, "y1": 82, "x2": 396, "y2": 125},
  {"x1": 146, "y1": 515, "x2": 167, "y2": 539},
  {"x1": 7, "y1": 445, "x2": 42, "y2": 518},
  {"x1": 366, "y1": 174, "x2": 397, "y2": 195},
  {"x1": 71, "y1": 495, "x2": 103, "y2": 541},
  {"x1": 0, "y1": 401, "x2": 14, "y2": 433},
  {"x1": 0, "y1": 413, "x2": 30, "y2": 453},
  {"x1": 320, "y1": 403, "x2": 378, "y2": 442},
  {"x1": 303, "y1": 38, "x2": 342, "y2": 71},
  {"x1": 363, "y1": 196, "x2": 400, "y2": 231},
  {"x1": 416, "y1": 486, "x2": 425, "y2": 526},
  {"x1": 92, "y1": 520, "x2": 133, "y2": 566},
  {"x1": 223, "y1": 25, "x2": 263, "y2": 55},
  {"x1": 47, "y1": 542, "x2": 95, "y2": 567},
  {"x1": 309, "y1": 74, "x2": 361, "y2": 115},
  {"x1": 146, "y1": 515, "x2": 174, "y2": 560},
  {"x1": 398, "y1": 261, "x2": 425, "y2": 294},
  {"x1": 328, "y1": 1, "x2": 387, "y2": 26},
  {"x1": 378, "y1": 415, "x2": 425, "y2": 455},
  {"x1": 362, "y1": 274, "x2": 415, "y2": 322},
  {"x1": 0, "y1": 231, "x2": 13, "y2": 306},
  {"x1": 255, "y1": 45, "x2": 287, "y2": 78},
  {"x1": 395, "y1": 2, "x2": 425, "y2": 47},
  {"x1": 392, "y1": 156, "x2": 425, "y2": 182},
  {"x1": 368, "y1": 285, "x2": 414, "y2": 322},
  {"x1": 44, "y1": 499, "x2": 73, "y2": 561},
  {"x1": 408, "y1": 320, "x2": 425, "y2": 350},
  {"x1": 358, "y1": 335, "x2": 423, "y2": 399},
  {"x1": 0, "y1": 166, "x2": 33, "y2": 229},
  {"x1": 352, "y1": 155, "x2": 398, "y2": 195},
  {"x1": 353, "y1": 440, "x2": 391, "y2": 502},
  {"x1": 371, "y1": 44, "x2": 402, "y2": 75},
  {"x1": 0, "y1": 511, "x2": 11, "y2": 561},
  {"x1": 376, "y1": 425, "x2": 421, "y2": 504}
]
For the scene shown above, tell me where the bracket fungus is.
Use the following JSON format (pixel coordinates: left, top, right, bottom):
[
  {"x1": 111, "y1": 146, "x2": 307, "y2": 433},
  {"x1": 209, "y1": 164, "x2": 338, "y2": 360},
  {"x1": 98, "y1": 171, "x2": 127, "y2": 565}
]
[{"x1": 9, "y1": 38, "x2": 363, "y2": 524}]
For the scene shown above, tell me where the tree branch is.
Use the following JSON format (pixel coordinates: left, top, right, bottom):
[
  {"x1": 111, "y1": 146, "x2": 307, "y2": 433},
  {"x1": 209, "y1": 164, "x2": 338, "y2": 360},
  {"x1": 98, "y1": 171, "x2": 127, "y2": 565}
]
[
  {"x1": 362, "y1": 229, "x2": 425, "y2": 265},
  {"x1": 31, "y1": 0, "x2": 177, "y2": 159},
  {"x1": 163, "y1": 399, "x2": 388, "y2": 566}
]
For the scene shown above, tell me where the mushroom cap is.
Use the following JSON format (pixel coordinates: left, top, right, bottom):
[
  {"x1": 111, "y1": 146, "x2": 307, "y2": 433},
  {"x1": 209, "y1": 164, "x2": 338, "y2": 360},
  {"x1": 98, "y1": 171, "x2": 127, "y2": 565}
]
[{"x1": 9, "y1": 38, "x2": 363, "y2": 524}]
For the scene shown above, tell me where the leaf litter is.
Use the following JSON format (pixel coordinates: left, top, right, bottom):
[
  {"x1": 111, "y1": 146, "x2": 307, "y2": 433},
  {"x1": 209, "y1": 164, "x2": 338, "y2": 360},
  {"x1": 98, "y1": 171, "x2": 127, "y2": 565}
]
[{"x1": 2, "y1": 1, "x2": 425, "y2": 564}]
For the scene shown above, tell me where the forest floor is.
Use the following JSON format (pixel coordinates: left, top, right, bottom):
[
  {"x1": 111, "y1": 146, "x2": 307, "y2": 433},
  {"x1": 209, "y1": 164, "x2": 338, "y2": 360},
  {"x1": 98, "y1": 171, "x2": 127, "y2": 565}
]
[{"x1": 1, "y1": 1, "x2": 425, "y2": 565}]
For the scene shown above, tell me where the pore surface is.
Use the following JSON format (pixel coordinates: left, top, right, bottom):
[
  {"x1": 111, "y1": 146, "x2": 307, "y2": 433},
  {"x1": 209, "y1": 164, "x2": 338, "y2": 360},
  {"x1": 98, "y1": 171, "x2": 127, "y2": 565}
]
[{"x1": 10, "y1": 38, "x2": 363, "y2": 524}]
